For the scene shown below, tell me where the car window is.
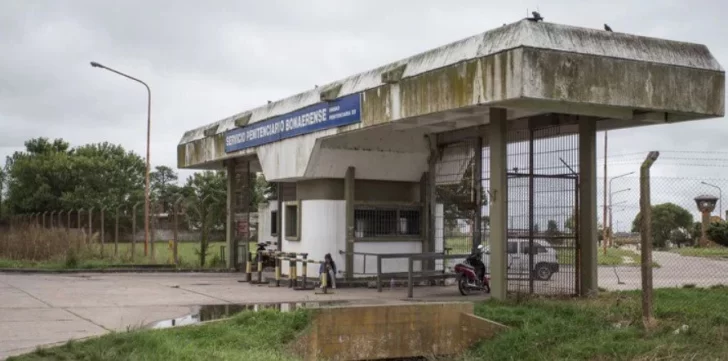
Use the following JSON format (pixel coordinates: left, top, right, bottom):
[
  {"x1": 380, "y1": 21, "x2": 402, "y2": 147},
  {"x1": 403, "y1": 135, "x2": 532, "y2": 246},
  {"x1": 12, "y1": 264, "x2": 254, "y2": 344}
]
[
  {"x1": 522, "y1": 243, "x2": 549, "y2": 254},
  {"x1": 507, "y1": 242, "x2": 518, "y2": 254}
]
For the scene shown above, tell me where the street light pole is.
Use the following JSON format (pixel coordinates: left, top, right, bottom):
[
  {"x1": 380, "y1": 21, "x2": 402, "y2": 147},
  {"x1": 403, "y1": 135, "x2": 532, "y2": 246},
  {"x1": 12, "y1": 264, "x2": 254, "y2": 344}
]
[
  {"x1": 701, "y1": 181, "x2": 722, "y2": 218},
  {"x1": 608, "y1": 192, "x2": 629, "y2": 243},
  {"x1": 604, "y1": 171, "x2": 635, "y2": 253},
  {"x1": 90, "y1": 61, "x2": 152, "y2": 256}
]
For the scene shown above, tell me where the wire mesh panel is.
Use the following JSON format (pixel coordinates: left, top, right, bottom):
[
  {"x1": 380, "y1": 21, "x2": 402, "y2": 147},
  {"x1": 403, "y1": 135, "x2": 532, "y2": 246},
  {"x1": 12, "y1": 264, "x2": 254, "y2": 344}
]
[
  {"x1": 597, "y1": 175, "x2": 728, "y2": 291},
  {"x1": 502, "y1": 124, "x2": 580, "y2": 296},
  {"x1": 435, "y1": 139, "x2": 480, "y2": 257}
]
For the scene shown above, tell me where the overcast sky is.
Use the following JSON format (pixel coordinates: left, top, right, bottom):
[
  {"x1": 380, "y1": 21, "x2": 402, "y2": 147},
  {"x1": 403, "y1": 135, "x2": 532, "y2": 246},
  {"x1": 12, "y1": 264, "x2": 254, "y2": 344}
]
[{"x1": 1, "y1": 0, "x2": 727, "y2": 226}]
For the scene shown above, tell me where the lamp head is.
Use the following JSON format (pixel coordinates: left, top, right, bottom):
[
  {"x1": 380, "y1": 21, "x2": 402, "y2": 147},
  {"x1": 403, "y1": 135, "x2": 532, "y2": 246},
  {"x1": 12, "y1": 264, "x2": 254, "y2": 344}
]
[{"x1": 90, "y1": 61, "x2": 104, "y2": 68}]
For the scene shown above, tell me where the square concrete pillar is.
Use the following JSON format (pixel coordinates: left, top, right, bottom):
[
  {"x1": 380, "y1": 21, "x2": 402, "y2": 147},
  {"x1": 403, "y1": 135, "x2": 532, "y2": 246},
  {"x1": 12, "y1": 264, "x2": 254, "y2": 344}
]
[
  {"x1": 489, "y1": 108, "x2": 508, "y2": 300},
  {"x1": 579, "y1": 120, "x2": 599, "y2": 295},
  {"x1": 225, "y1": 160, "x2": 237, "y2": 269},
  {"x1": 345, "y1": 166, "x2": 355, "y2": 280}
]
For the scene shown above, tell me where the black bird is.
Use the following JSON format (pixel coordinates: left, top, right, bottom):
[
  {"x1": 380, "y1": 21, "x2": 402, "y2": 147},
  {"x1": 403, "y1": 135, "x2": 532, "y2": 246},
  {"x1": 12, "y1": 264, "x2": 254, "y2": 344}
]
[
  {"x1": 529, "y1": 11, "x2": 543, "y2": 22},
  {"x1": 604, "y1": 23, "x2": 613, "y2": 32}
]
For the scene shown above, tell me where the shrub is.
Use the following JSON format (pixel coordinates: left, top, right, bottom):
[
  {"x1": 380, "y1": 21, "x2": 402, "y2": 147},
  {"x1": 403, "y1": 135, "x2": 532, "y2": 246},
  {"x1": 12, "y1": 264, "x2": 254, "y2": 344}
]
[{"x1": 706, "y1": 221, "x2": 728, "y2": 247}]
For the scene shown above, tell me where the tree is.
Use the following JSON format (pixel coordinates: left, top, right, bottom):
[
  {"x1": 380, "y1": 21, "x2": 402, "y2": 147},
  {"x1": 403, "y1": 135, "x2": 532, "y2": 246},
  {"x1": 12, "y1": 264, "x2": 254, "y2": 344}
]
[
  {"x1": 151, "y1": 166, "x2": 181, "y2": 213},
  {"x1": 546, "y1": 219, "x2": 559, "y2": 235},
  {"x1": 706, "y1": 221, "x2": 728, "y2": 247},
  {"x1": 4, "y1": 138, "x2": 146, "y2": 218},
  {"x1": 0, "y1": 168, "x2": 5, "y2": 220},
  {"x1": 631, "y1": 203, "x2": 694, "y2": 249},
  {"x1": 436, "y1": 158, "x2": 487, "y2": 235},
  {"x1": 181, "y1": 171, "x2": 226, "y2": 266}
]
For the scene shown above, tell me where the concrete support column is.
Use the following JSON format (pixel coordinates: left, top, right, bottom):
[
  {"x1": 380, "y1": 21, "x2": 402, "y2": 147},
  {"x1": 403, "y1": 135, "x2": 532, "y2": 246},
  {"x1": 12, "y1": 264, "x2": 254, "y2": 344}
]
[
  {"x1": 426, "y1": 134, "x2": 438, "y2": 270},
  {"x1": 277, "y1": 182, "x2": 283, "y2": 251},
  {"x1": 489, "y1": 108, "x2": 508, "y2": 300},
  {"x1": 579, "y1": 119, "x2": 599, "y2": 296},
  {"x1": 345, "y1": 166, "x2": 355, "y2": 280},
  {"x1": 473, "y1": 136, "x2": 483, "y2": 251},
  {"x1": 225, "y1": 160, "x2": 237, "y2": 269}
]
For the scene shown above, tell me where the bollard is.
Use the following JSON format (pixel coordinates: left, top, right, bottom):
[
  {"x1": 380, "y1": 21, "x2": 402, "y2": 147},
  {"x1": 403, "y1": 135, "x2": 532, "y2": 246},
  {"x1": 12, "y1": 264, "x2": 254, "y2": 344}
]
[
  {"x1": 245, "y1": 249, "x2": 252, "y2": 282},
  {"x1": 275, "y1": 255, "x2": 281, "y2": 287},
  {"x1": 256, "y1": 251, "x2": 263, "y2": 284},
  {"x1": 288, "y1": 254, "x2": 297, "y2": 288},
  {"x1": 300, "y1": 253, "x2": 308, "y2": 289},
  {"x1": 320, "y1": 266, "x2": 328, "y2": 294}
]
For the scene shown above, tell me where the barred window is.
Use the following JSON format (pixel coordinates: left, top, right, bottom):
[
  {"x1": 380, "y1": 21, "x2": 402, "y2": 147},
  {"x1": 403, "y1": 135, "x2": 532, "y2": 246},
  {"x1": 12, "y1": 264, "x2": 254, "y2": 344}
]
[
  {"x1": 354, "y1": 205, "x2": 421, "y2": 239},
  {"x1": 270, "y1": 210, "x2": 278, "y2": 236}
]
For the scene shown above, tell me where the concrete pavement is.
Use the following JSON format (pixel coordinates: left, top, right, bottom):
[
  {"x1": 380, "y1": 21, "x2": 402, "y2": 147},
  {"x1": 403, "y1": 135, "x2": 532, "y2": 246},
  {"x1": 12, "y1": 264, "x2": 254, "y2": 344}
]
[
  {"x1": 0, "y1": 272, "x2": 481, "y2": 359},
  {"x1": 2, "y1": 252, "x2": 725, "y2": 359}
]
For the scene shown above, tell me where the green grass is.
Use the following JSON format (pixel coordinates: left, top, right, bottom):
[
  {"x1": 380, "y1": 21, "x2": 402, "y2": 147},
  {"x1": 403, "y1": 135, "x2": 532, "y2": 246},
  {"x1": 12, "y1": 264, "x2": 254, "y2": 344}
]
[
  {"x1": 8, "y1": 309, "x2": 311, "y2": 361},
  {"x1": 9, "y1": 288, "x2": 728, "y2": 361},
  {"x1": 0, "y1": 241, "x2": 262, "y2": 270},
  {"x1": 465, "y1": 286, "x2": 728, "y2": 361},
  {"x1": 672, "y1": 246, "x2": 728, "y2": 259}
]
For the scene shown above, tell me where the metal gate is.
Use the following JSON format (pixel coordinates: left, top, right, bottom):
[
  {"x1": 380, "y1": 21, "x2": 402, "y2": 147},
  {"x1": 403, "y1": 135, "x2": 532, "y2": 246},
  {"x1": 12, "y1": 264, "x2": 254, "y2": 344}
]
[{"x1": 435, "y1": 123, "x2": 580, "y2": 296}]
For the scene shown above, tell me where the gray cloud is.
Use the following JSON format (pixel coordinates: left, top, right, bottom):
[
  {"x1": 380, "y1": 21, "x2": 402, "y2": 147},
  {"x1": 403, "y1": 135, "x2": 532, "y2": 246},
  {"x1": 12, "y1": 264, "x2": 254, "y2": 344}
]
[{"x1": 1, "y1": 0, "x2": 727, "y2": 184}]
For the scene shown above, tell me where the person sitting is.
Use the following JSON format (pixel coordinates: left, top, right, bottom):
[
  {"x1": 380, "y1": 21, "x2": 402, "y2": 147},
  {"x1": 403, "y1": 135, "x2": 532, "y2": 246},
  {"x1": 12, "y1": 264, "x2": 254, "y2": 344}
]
[{"x1": 319, "y1": 253, "x2": 337, "y2": 289}]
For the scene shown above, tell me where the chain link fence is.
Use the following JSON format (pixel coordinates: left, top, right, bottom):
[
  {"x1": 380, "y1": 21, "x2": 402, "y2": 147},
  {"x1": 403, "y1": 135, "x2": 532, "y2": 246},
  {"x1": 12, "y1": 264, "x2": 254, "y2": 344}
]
[{"x1": 597, "y1": 175, "x2": 728, "y2": 291}]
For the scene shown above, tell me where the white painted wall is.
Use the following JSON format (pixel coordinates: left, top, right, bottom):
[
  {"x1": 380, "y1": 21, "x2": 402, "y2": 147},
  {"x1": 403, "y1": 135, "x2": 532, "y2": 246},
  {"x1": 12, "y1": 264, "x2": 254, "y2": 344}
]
[
  {"x1": 353, "y1": 241, "x2": 423, "y2": 276},
  {"x1": 257, "y1": 202, "x2": 278, "y2": 245},
  {"x1": 281, "y1": 200, "x2": 346, "y2": 278}
]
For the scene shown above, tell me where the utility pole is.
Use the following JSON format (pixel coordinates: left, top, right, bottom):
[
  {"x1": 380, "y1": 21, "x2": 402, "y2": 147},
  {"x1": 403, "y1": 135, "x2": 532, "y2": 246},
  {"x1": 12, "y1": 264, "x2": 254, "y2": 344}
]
[{"x1": 602, "y1": 131, "x2": 608, "y2": 255}]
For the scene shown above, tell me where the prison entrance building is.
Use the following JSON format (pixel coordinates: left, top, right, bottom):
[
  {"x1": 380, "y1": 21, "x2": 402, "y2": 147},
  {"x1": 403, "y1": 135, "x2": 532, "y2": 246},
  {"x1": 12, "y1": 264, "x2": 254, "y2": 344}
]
[{"x1": 177, "y1": 19, "x2": 724, "y2": 299}]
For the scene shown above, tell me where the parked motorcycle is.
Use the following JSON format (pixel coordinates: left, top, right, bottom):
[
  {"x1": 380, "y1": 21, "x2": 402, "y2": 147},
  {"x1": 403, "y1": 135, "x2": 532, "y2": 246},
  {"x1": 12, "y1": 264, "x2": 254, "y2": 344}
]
[
  {"x1": 255, "y1": 242, "x2": 277, "y2": 269},
  {"x1": 454, "y1": 245, "x2": 491, "y2": 295}
]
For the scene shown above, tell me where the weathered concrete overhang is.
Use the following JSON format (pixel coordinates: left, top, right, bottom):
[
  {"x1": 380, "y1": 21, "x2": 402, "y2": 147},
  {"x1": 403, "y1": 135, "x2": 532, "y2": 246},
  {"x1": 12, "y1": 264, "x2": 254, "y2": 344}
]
[{"x1": 178, "y1": 19, "x2": 724, "y2": 171}]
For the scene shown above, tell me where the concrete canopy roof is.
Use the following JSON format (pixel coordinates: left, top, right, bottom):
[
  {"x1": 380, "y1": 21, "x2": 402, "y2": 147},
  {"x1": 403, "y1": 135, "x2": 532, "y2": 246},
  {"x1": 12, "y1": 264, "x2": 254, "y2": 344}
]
[{"x1": 177, "y1": 19, "x2": 724, "y2": 170}]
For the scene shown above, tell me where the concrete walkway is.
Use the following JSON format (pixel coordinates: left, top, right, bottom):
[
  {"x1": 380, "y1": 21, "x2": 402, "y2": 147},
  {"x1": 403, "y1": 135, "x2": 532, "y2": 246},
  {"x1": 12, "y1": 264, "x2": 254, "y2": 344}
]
[{"x1": 0, "y1": 272, "x2": 481, "y2": 359}]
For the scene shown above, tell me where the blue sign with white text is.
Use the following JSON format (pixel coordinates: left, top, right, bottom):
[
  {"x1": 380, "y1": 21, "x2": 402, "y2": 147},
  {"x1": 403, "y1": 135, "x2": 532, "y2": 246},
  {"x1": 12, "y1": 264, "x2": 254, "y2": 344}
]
[{"x1": 224, "y1": 93, "x2": 362, "y2": 153}]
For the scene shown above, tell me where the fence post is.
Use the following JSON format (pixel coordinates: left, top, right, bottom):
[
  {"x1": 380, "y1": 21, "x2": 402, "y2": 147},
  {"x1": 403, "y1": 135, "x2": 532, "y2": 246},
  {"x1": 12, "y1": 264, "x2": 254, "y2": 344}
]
[
  {"x1": 59, "y1": 211, "x2": 65, "y2": 229},
  {"x1": 66, "y1": 210, "x2": 71, "y2": 231},
  {"x1": 407, "y1": 256, "x2": 414, "y2": 298},
  {"x1": 77, "y1": 209, "x2": 83, "y2": 250},
  {"x1": 42, "y1": 211, "x2": 48, "y2": 228},
  {"x1": 132, "y1": 202, "x2": 141, "y2": 262},
  {"x1": 115, "y1": 206, "x2": 121, "y2": 257},
  {"x1": 150, "y1": 201, "x2": 158, "y2": 262},
  {"x1": 640, "y1": 151, "x2": 659, "y2": 329},
  {"x1": 377, "y1": 256, "x2": 383, "y2": 292},
  {"x1": 50, "y1": 211, "x2": 56, "y2": 228},
  {"x1": 301, "y1": 253, "x2": 309, "y2": 289},
  {"x1": 99, "y1": 207, "x2": 105, "y2": 257},
  {"x1": 173, "y1": 197, "x2": 184, "y2": 266},
  {"x1": 88, "y1": 207, "x2": 94, "y2": 247}
]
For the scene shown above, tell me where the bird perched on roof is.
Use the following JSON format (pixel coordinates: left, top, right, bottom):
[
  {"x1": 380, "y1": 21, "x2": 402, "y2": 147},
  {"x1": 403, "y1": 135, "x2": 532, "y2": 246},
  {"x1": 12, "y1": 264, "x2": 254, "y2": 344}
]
[
  {"x1": 604, "y1": 23, "x2": 613, "y2": 32},
  {"x1": 528, "y1": 11, "x2": 544, "y2": 22}
]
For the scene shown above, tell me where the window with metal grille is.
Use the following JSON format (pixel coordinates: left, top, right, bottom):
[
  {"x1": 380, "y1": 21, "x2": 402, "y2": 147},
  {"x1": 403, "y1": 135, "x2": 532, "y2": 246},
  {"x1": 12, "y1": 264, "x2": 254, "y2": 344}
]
[
  {"x1": 270, "y1": 210, "x2": 278, "y2": 236},
  {"x1": 285, "y1": 203, "x2": 299, "y2": 240},
  {"x1": 354, "y1": 206, "x2": 421, "y2": 239}
]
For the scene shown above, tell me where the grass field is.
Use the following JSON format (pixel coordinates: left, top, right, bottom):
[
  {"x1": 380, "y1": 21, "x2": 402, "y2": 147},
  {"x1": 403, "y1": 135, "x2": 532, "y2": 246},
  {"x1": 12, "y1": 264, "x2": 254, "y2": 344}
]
[
  {"x1": 672, "y1": 246, "x2": 728, "y2": 259},
  {"x1": 10, "y1": 287, "x2": 728, "y2": 361},
  {"x1": 0, "y1": 241, "x2": 261, "y2": 270}
]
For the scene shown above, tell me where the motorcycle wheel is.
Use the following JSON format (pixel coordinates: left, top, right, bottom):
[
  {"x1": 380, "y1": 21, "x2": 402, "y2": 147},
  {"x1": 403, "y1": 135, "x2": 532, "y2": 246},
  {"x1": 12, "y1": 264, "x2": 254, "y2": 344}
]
[{"x1": 458, "y1": 275, "x2": 471, "y2": 296}]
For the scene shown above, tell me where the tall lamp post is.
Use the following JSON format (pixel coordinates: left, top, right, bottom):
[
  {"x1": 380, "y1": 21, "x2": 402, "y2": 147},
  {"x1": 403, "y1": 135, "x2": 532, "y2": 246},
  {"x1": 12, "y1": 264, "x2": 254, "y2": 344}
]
[
  {"x1": 603, "y1": 171, "x2": 635, "y2": 253},
  {"x1": 90, "y1": 61, "x2": 152, "y2": 256},
  {"x1": 609, "y1": 189, "x2": 630, "y2": 246},
  {"x1": 701, "y1": 181, "x2": 722, "y2": 218}
]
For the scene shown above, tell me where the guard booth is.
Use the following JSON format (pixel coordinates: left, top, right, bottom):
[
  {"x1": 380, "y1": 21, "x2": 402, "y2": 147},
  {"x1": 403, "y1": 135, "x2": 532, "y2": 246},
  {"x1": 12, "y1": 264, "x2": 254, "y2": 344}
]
[{"x1": 177, "y1": 19, "x2": 724, "y2": 299}]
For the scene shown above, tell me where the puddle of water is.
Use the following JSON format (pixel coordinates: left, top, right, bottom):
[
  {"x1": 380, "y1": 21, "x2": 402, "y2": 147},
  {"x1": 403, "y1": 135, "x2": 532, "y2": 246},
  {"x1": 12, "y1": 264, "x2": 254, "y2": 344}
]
[{"x1": 149, "y1": 301, "x2": 349, "y2": 329}]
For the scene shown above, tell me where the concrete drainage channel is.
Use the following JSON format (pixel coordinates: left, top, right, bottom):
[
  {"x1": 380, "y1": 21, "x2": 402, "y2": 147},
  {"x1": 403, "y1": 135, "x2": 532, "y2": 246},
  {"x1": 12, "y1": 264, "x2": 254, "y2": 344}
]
[{"x1": 146, "y1": 301, "x2": 507, "y2": 361}]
